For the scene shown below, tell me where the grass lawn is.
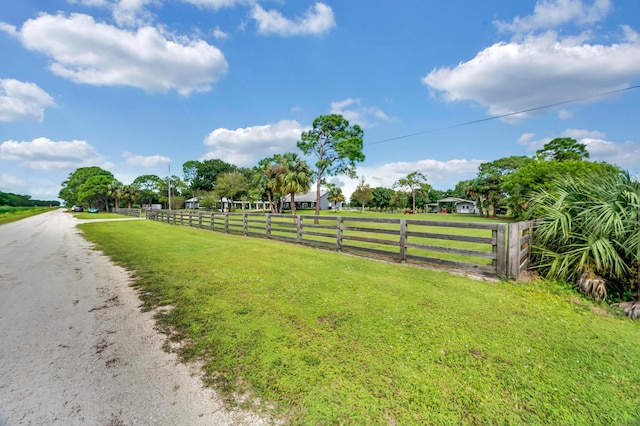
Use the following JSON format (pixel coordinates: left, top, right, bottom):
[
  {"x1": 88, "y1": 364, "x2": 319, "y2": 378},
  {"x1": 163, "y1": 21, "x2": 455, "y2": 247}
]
[
  {"x1": 0, "y1": 206, "x2": 56, "y2": 225},
  {"x1": 80, "y1": 219, "x2": 640, "y2": 425},
  {"x1": 72, "y1": 211, "x2": 132, "y2": 219}
]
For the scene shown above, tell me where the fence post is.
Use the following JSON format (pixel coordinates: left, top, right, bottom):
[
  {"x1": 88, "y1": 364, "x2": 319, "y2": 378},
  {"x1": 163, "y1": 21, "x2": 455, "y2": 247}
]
[
  {"x1": 266, "y1": 214, "x2": 272, "y2": 238},
  {"x1": 399, "y1": 219, "x2": 407, "y2": 263},
  {"x1": 243, "y1": 213, "x2": 248, "y2": 236},
  {"x1": 198, "y1": 212, "x2": 202, "y2": 228},
  {"x1": 336, "y1": 217, "x2": 344, "y2": 251},
  {"x1": 210, "y1": 212, "x2": 214, "y2": 231},
  {"x1": 508, "y1": 222, "x2": 525, "y2": 280},
  {"x1": 188, "y1": 211, "x2": 193, "y2": 227},
  {"x1": 224, "y1": 213, "x2": 229, "y2": 234},
  {"x1": 496, "y1": 224, "x2": 507, "y2": 278},
  {"x1": 296, "y1": 215, "x2": 302, "y2": 243}
]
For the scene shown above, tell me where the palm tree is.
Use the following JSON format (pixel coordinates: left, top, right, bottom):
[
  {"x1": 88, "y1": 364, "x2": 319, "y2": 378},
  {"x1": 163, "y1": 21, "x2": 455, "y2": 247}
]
[
  {"x1": 120, "y1": 185, "x2": 140, "y2": 209},
  {"x1": 327, "y1": 185, "x2": 345, "y2": 211},
  {"x1": 107, "y1": 181, "x2": 123, "y2": 211},
  {"x1": 527, "y1": 171, "x2": 640, "y2": 313},
  {"x1": 279, "y1": 153, "x2": 313, "y2": 215}
]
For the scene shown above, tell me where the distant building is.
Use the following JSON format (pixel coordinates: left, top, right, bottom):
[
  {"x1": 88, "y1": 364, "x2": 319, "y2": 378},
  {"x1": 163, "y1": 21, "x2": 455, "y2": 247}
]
[
  {"x1": 185, "y1": 197, "x2": 199, "y2": 209},
  {"x1": 283, "y1": 190, "x2": 337, "y2": 211},
  {"x1": 435, "y1": 197, "x2": 477, "y2": 214}
]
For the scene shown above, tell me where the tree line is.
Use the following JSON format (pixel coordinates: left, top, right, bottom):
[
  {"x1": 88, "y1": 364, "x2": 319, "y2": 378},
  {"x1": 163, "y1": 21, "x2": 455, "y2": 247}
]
[{"x1": 0, "y1": 191, "x2": 60, "y2": 207}]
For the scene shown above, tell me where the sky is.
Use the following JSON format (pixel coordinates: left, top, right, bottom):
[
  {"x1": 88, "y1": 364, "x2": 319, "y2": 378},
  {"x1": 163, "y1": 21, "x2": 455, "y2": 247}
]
[{"x1": 1, "y1": 0, "x2": 639, "y2": 202}]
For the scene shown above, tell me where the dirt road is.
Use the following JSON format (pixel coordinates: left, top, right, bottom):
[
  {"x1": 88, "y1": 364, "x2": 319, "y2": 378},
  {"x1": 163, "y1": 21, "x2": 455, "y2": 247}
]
[{"x1": 0, "y1": 209, "x2": 264, "y2": 425}]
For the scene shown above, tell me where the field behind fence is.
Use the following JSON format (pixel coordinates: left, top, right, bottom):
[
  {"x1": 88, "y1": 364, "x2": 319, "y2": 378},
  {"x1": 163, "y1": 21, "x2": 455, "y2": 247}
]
[{"x1": 145, "y1": 210, "x2": 532, "y2": 279}]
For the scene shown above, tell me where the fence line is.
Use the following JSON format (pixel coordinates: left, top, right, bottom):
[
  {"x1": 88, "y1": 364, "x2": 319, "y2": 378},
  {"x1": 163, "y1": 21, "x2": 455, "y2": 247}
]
[
  {"x1": 145, "y1": 210, "x2": 531, "y2": 280},
  {"x1": 113, "y1": 208, "x2": 142, "y2": 218}
]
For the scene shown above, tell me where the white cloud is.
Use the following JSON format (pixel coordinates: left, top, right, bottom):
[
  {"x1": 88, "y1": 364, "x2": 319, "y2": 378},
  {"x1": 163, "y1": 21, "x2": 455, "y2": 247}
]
[
  {"x1": 212, "y1": 26, "x2": 229, "y2": 40},
  {"x1": 423, "y1": 29, "x2": 640, "y2": 119},
  {"x1": 0, "y1": 79, "x2": 55, "y2": 122},
  {"x1": 68, "y1": 0, "x2": 111, "y2": 7},
  {"x1": 495, "y1": 0, "x2": 612, "y2": 34},
  {"x1": 202, "y1": 120, "x2": 309, "y2": 166},
  {"x1": 2, "y1": 13, "x2": 228, "y2": 96},
  {"x1": 112, "y1": 0, "x2": 158, "y2": 27},
  {"x1": 0, "y1": 137, "x2": 110, "y2": 170},
  {"x1": 122, "y1": 151, "x2": 171, "y2": 168},
  {"x1": 516, "y1": 128, "x2": 640, "y2": 167},
  {"x1": 181, "y1": 0, "x2": 249, "y2": 10},
  {"x1": 329, "y1": 98, "x2": 392, "y2": 128},
  {"x1": 0, "y1": 173, "x2": 26, "y2": 191},
  {"x1": 251, "y1": 2, "x2": 335, "y2": 36}
]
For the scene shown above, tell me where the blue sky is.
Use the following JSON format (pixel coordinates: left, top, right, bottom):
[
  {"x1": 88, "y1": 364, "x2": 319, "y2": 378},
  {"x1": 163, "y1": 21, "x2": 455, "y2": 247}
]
[{"x1": 1, "y1": 0, "x2": 639, "y2": 201}]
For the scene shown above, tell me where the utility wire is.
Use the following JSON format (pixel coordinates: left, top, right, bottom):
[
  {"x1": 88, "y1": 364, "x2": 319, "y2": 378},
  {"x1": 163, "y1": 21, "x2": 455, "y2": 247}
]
[{"x1": 366, "y1": 85, "x2": 640, "y2": 146}]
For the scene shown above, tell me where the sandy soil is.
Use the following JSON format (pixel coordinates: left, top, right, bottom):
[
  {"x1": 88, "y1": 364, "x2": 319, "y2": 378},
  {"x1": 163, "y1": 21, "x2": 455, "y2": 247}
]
[{"x1": 0, "y1": 209, "x2": 266, "y2": 425}]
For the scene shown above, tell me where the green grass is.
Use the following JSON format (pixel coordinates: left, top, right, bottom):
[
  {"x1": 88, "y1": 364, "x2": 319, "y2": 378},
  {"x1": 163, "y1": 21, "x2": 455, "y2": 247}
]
[
  {"x1": 80, "y1": 220, "x2": 640, "y2": 425},
  {"x1": 73, "y1": 211, "x2": 131, "y2": 219},
  {"x1": 0, "y1": 206, "x2": 55, "y2": 225}
]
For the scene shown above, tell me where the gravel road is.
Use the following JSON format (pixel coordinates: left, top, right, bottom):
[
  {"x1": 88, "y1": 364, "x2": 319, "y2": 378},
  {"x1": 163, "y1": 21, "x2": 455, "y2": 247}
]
[{"x1": 0, "y1": 209, "x2": 265, "y2": 425}]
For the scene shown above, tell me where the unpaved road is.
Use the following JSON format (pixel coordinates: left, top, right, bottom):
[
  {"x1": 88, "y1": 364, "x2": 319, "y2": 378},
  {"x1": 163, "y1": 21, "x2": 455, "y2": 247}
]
[{"x1": 0, "y1": 209, "x2": 265, "y2": 425}]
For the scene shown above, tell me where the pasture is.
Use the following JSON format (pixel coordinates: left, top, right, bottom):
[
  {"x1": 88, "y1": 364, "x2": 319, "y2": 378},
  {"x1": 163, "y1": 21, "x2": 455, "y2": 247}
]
[{"x1": 79, "y1": 218, "x2": 640, "y2": 425}]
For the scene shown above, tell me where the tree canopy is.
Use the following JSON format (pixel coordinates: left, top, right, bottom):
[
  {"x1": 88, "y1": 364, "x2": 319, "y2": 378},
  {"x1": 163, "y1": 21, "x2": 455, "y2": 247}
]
[
  {"x1": 59, "y1": 166, "x2": 114, "y2": 207},
  {"x1": 297, "y1": 114, "x2": 364, "y2": 216},
  {"x1": 535, "y1": 137, "x2": 590, "y2": 162}
]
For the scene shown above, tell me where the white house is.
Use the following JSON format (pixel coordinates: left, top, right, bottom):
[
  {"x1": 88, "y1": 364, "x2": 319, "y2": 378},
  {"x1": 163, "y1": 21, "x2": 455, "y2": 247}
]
[
  {"x1": 436, "y1": 197, "x2": 477, "y2": 214},
  {"x1": 185, "y1": 197, "x2": 199, "y2": 209}
]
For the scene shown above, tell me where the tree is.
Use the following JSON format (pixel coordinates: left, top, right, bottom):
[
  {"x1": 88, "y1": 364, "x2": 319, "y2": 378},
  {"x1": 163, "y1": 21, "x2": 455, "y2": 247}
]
[
  {"x1": 107, "y1": 182, "x2": 123, "y2": 209},
  {"x1": 297, "y1": 114, "x2": 365, "y2": 218},
  {"x1": 278, "y1": 153, "x2": 314, "y2": 215},
  {"x1": 527, "y1": 171, "x2": 640, "y2": 317},
  {"x1": 476, "y1": 156, "x2": 532, "y2": 216},
  {"x1": 326, "y1": 185, "x2": 345, "y2": 211},
  {"x1": 390, "y1": 190, "x2": 409, "y2": 212},
  {"x1": 78, "y1": 175, "x2": 117, "y2": 210},
  {"x1": 351, "y1": 176, "x2": 373, "y2": 213},
  {"x1": 132, "y1": 174, "x2": 163, "y2": 206},
  {"x1": 214, "y1": 171, "x2": 247, "y2": 211},
  {"x1": 120, "y1": 185, "x2": 139, "y2": 208},
  {"x1": 503, "y1": 160, "x2": 620, "y2": 219},
  {"x1": 535, "y1": 137, "x2": 590, "y2": 162},
  {"x1": 369, "y1": 187, "x2": 395, "y2": 212},
  {"x1": 59, "y1": 167, "x2": 114, "y2": 207},
  {"x1": 185, "y1": 159, "x2": 236, "y2": 192},
  {"x1": 395, "y1": 171, "x2": 429, "y2": 214}
]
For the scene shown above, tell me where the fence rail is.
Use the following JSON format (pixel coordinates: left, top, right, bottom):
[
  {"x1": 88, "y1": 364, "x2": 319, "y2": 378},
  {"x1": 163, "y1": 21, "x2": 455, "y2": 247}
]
[
  {"x1": 146, "y1": 210, "x2": 531, "y2": 280},
  {"x1": 113, "y1": 208, "x2": 142, "y2": 218}
]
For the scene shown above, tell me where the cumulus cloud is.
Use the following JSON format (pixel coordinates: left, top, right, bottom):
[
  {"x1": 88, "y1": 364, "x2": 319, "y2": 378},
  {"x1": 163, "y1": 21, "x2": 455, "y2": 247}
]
[
  {"x1": 516, "y1": 128, "x2": 640, "y2": 166},
  {"x1": 112, "y1": 0, "x2": 158, "y2": 27},
  {"x1": 330, "y1": 98, "x2": 393, "y2": 128},
  {"x1": 0, "y1": 173, "x2": 26, "y2": 191},
  {"x1": 495, "y1": 0, "x2": 612, "y2": 34},
  {"x1": 122, "y1": 151, "x2": 171, "y2": 168},
  {"x1": 423, "y1": 29, "x2": 640, "y2": 119},
  {"x1": 251, "y1": 2, "x2": 335, "y2": 36},
  {"x1": 0, "y1": 79, "x2": 55, "y2": 122},
  {"x1": 0, "y1": 137, "x2": 110, "y2": 170},
  {"x1": 212, "y1": 26, "x2": 229, "y2": 40},
  {"x1": 202, "y1": 120, "x2": 309, "y2": 166},
  {"x1": 1, "y1": 13, "x2": 228, "y2": 96}
]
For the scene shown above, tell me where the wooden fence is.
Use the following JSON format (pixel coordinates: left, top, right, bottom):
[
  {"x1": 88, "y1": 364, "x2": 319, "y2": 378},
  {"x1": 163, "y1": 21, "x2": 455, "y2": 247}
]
[
  {"x1": 145, "y1": 210, "x2": 532, "y2": 280},
  {"x1": 113, "y1": 208, "x2": 142, "y2": 218}
]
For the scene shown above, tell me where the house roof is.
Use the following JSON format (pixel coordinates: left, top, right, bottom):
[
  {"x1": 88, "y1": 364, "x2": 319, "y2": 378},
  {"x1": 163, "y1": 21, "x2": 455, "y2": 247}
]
[
  {"x1": 283, "y1": 190, "x2": 327, "y2": 203},
  {"x1": 438, "y1": 197, "x2": 475, "y2": 204}
]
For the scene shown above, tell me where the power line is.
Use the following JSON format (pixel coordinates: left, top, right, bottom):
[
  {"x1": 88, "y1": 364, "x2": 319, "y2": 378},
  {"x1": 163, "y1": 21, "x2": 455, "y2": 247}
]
[{"x1": 366, "y1": 85, "x2": 640, "y2": 146}]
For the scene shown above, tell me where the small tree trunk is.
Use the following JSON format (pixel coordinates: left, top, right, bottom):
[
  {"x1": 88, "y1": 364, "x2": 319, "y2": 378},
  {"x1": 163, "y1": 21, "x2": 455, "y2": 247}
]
[{"x1": 291, "y1": 192, "x2": 297, "y2": 215}]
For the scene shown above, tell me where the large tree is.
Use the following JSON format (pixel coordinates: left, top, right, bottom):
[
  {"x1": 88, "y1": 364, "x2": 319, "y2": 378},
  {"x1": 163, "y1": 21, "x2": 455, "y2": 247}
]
[
  {"x1": 59, "y1": 166, "x2": 114, "y2": 207},
  {"x1": 78, "y1": 175, "x2": 118, "y2": 210},
  {"x1": 132, "y1": 174, "x2": 163, "y2": 206},
  {"x1": 476, "y1": 156, "x2": 532, "y2": 216},
  {"x1": 184, "y1": 159, "x2": 236, "y2": 192},
  {"x1": 535, "y1": 137, "x2": 590, "y2": 162},
  {"x1": 297, "y1": 114, "x2": 365, "y2": 218},
  {"x1": 351, "y1": 176, "x2": 373, "y2": 213},
  {"x1": 394, "y1": 171, "x2": 429, "y2": 214}
]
